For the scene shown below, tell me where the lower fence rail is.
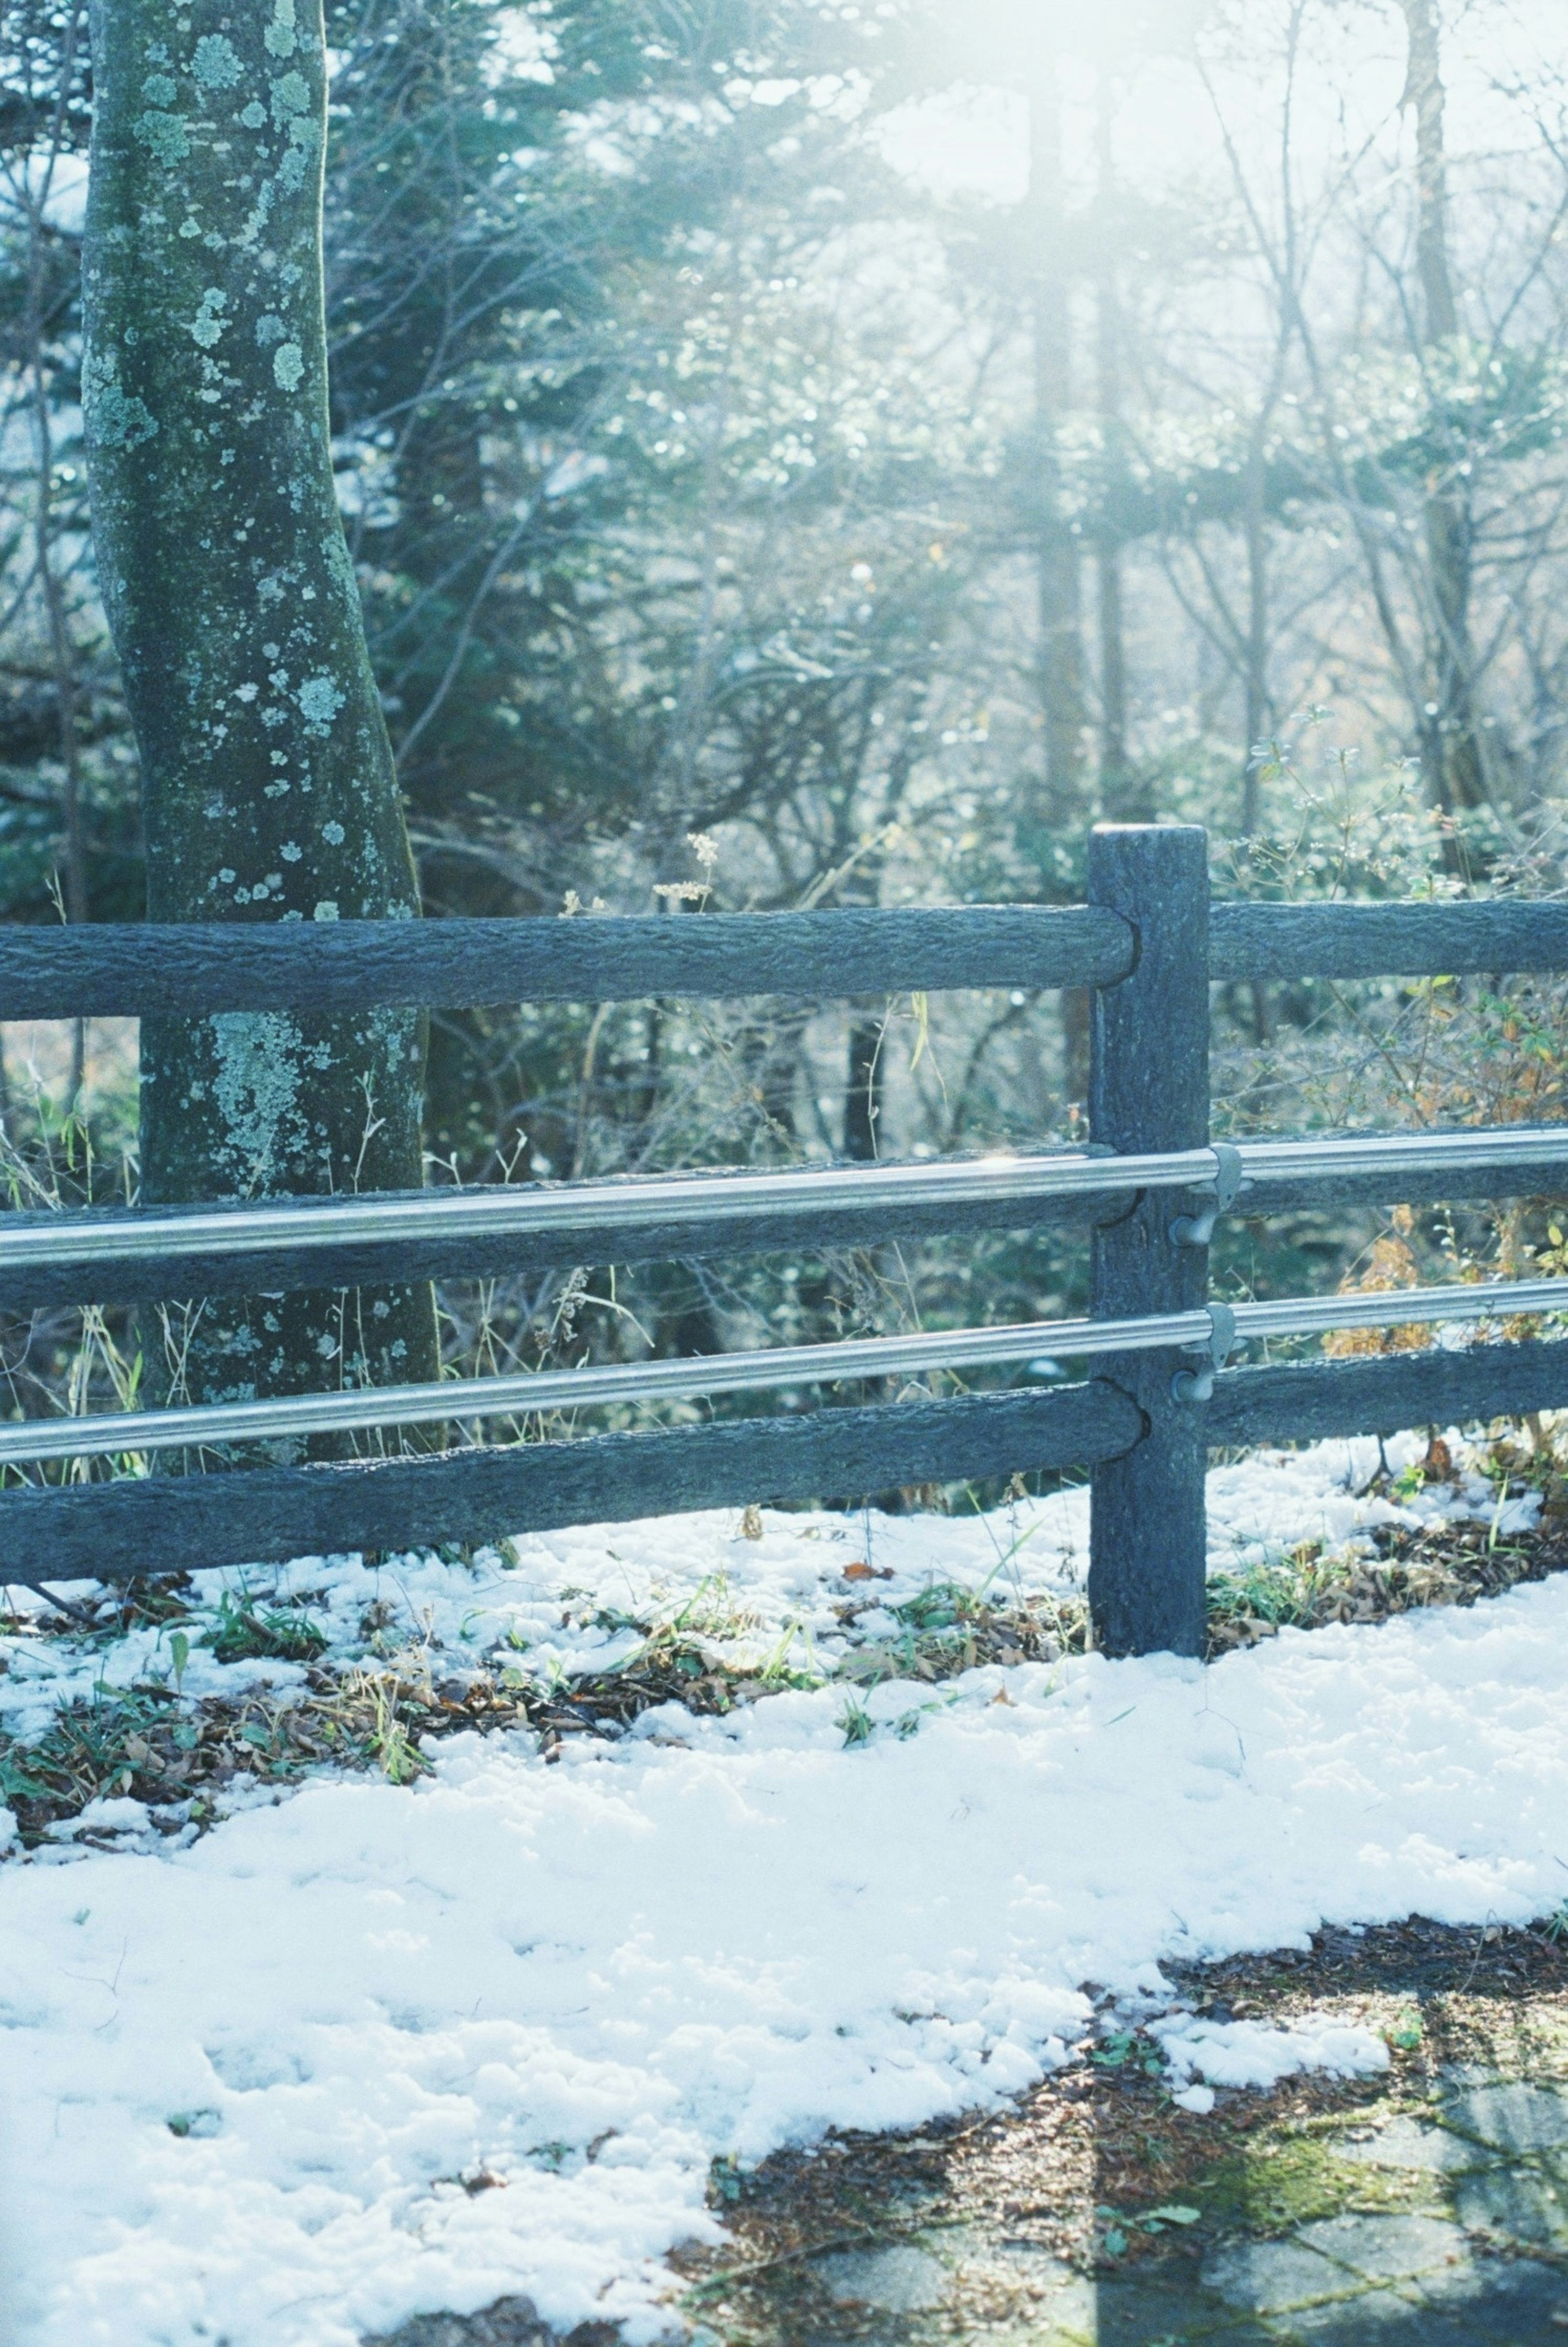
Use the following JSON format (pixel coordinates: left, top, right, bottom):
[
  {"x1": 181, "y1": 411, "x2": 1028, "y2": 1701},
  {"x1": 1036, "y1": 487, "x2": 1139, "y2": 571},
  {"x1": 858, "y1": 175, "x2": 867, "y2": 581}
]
[
  {"x1": 2, "y1": 1336, "x2": 1563, "y2": 1590},
  {"x1": 2, "y1": 1300, "x2": 1565, "y2": 1590}
]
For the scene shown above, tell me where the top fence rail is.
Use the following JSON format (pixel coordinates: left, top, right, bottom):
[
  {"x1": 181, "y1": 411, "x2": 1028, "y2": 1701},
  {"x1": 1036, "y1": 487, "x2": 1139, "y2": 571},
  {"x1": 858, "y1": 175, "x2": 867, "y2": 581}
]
[{"x1": 4, "y1": 898, "x2": 1568, "y2": 1021}]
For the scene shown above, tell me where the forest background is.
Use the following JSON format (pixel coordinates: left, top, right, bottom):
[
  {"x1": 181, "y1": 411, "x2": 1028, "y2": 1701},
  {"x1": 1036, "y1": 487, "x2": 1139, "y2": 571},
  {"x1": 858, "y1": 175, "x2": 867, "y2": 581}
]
[{"x1": 3, "y1": 0, "x2": 1568, "y2": 1469}]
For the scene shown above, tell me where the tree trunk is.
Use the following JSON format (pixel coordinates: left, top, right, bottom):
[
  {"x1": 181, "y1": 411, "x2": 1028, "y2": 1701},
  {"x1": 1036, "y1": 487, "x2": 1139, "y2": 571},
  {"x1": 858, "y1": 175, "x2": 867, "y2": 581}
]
[
  {"x1": 1028, "y1": 63, "x2": 1087, "y2": 838},
  {"x1": 1240, "y1": 434, "x2": 1270, "y2": 838},
  {"x1": 82, "y1": 0, "x2": 439, "y2": 1443},
  {"x1": 1027, "y1": 62, "x2": 1091, "y2": 1107},
  {"x1": 22, "y1": 60, "x2": 90, "y2": 1100},
  {"x1": 1092, "y1": 71, "x2": 1149, "y2": 826},
  {"x1": 1401, "y1": 0, "x2": 1488, "y2": 820}
]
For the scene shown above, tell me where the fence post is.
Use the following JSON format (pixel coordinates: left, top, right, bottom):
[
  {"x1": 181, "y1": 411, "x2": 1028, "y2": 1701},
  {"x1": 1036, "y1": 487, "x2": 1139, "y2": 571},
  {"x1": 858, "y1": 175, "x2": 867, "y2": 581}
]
[{"x1": 1087, "y1": 823, "x2": 1211, "y2": 1656}]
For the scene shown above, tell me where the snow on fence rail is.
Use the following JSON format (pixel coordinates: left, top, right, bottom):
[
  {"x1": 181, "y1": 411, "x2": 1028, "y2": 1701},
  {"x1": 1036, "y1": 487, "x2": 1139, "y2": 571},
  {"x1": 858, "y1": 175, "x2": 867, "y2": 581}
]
[{"x1": 4, "y1": 822, "x2": 1568, "y2": 1654}]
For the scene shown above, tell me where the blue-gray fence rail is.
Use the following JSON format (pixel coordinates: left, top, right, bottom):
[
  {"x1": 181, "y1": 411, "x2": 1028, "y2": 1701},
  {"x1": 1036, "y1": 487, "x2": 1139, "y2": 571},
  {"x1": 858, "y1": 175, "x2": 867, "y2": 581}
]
[{"x1": 3, "y1": 822, "x2": 1568, "y2": 1653}]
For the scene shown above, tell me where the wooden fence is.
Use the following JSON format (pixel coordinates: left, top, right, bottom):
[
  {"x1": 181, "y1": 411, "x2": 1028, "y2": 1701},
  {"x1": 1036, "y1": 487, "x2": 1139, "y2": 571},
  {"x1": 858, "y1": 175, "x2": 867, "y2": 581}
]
[{"x1": 4, "y1": 820, "x2": 1568, "y2": 1654}]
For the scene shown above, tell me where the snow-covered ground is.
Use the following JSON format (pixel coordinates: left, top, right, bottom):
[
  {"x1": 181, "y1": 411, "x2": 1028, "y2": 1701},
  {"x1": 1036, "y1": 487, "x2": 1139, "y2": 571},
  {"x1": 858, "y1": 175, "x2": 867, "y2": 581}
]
[
  {"x1": 0, "y1": 1425, "x2": 1537, "y2": 1741},
  {"x1": 1, "y1": 1429, "x2": 1562, "y2": 2347}
]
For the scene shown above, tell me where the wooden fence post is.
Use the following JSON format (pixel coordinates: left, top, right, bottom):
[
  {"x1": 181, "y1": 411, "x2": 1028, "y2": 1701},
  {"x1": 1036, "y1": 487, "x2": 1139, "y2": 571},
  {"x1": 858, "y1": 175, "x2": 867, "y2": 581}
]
[{"x1": 1087, "y1": 823, "x2": 1211, "y2": 1655}]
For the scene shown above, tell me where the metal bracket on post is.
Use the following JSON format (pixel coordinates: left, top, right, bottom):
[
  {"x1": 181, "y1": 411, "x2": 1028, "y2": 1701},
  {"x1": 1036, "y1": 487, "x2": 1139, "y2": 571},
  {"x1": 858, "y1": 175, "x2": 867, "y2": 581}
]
[
  {"x1": 1171, "y1": 1303, "x2": 1236, "y2": 1405},
  {"x1": 1170, "y1": 1144, "x2": 1243, "y2": 1248}
]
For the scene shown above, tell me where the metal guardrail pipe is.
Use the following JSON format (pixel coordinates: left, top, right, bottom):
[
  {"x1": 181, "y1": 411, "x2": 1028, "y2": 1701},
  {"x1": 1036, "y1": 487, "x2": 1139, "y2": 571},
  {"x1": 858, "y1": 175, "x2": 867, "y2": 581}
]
[
  {"x1": 0, "y1": 1312, "x2": 1210, "y2": 1466},
  {"x1": 1236, "y1": 1127, "x2": 1568, "y2": 1185},
  {"x1": 0, "y1": 1147, "x2": 1204, "y2": 1271},
  {"x1": 2, "y1": 1274, "x2": 1562, "y2": 1468},
  {"x1": 1230, "y1": 1279, "x2": 1567, "y2": 1343},
  {"x1": 3, "y1": 1125, "x2": 1567, "y2": 1280}
]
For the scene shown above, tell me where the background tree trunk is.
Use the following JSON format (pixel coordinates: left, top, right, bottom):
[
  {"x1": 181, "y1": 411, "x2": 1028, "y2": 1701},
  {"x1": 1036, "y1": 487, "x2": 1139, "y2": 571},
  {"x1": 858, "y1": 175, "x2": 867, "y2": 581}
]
[
  {"x1": 1028, "y1": 57, "x2": 1087, "y2": 838},
  {"x1": 1027, "y1": 57, "x2": 1092, "y2": 1109},
  {"x1": 1092, "y1": 70, "x2": 1149, "y2": 826},
  {"x1": 82, "y1": 0, "x2": 439, "y2": 1443},
  {"x1": 1401, "y1": 0, "x2": 1488, "y2": 821}
]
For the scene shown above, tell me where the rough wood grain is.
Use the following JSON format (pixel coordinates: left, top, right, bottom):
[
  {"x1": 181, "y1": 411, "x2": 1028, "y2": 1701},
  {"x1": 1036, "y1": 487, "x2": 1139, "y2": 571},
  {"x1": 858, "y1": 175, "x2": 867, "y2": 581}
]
[
  {"x1": 1205, "y1": 1338, "x2": 1568, "y2": 1447},
  {"x1": 1234, "y1": 1160, "x2": 1568, "y2": 1222},
  {"x1": 1089, "y1": 826, "x2": 1212, "y2": 1659},
  {"x1": 0, "y1": 1382, "x2": 1145, "y2": 1586},
  {"x1": 0, "y1": 905, "x2": 1136, "y2": 1020},
  {"x1": 7, "y1": 897, "x2": 1568, "y2": 1025},
  {"x1": 1210, "y1": 900, "x2": 1568, "y2": 982}
]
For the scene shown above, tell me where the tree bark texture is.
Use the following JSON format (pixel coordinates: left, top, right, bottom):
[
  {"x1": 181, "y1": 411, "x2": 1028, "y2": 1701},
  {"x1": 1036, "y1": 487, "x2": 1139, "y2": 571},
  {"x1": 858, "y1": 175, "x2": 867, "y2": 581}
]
[
  {"x1": 1027, "y1": 61, "x2": 1087, "y2": 837},
  {"x1": 1091, "y1": 73, "x2": 1149, "y2": 827},
  {"x1": 82, "y1": 0, "x2": 439, "y2": 1440},
  {"x1": 1401, "y1": 0, "x2": 1488, "y2": 819},
  {"x1": 1027, "y1": 62, "x2": 1091, "y2": 1105}
]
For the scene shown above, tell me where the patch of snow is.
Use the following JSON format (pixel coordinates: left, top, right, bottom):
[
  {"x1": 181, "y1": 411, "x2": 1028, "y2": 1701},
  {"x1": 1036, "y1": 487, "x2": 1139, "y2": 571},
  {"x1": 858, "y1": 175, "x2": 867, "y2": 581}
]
[
  {"x1": 3, "y1": 1567, "x2": 1568, "y2": 2344},
  {"x1": 1150, "y1": 2011, "x2": 1391, "y2": 2092},
  {"x1": 42, "y1": 1796, "x2": 151, "y2": 1843},
  {"x1": 1206, "y1": 1427, "x2": 1539, "y2": 1570},
  {"x1": 1171, "y1": 2082, "x2": 1216, "y2": 2115}
]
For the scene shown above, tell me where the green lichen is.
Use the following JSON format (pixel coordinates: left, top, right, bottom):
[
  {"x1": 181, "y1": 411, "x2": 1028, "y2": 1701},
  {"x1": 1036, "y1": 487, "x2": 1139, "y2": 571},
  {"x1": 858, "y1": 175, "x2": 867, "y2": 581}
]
[
  {"x1": 298, "y1": 676, "x2": 343, "y2": 724},
  {"x1": 272, "y1": 341, "x2": 304, "y2": 391},
  {"x1": 134, "y1": 109, "x2": 190, "y2": 165},
  {"x1": 140, "y1": 72, "x2": 177, "y2": 106},
  {"x1": 191, "y1": 34, "x2": 242, "y2": 89},
  {"x1": 84, "y1": 348, "x2": 158, "y2": 450},
  {"x1": 272, "y1": 69, "x2": 310, "y2": 121},
  {"x1": 188, "y1": 288, "x2": 228, "y2": 349},
  {"x1": 264, "y1": 0, "x2": 298, "y2": 58},
  {"x1": 208, "y1": 1012, "x2": 307, "y2": 1188},
  {"x1": 239, "y1": 100, "x2": 267, "y2": 129}
]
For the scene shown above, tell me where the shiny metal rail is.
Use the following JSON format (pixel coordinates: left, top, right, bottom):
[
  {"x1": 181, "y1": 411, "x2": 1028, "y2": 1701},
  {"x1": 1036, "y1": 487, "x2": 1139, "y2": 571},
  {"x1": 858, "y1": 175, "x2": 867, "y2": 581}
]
[
  {"x1": 1235, "y1": 1127, "x2": 1568, "y2": 1184},
  {"x1": 0, "y1": 1146, "x2": 1208, "y2": 1271},
  {"x1": 4, "y1": 1124, "x2": 1568, "y2": 1276},
  {"x1": 3, "y1": 1274, "x2": 1562, "y2": 1468}
]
